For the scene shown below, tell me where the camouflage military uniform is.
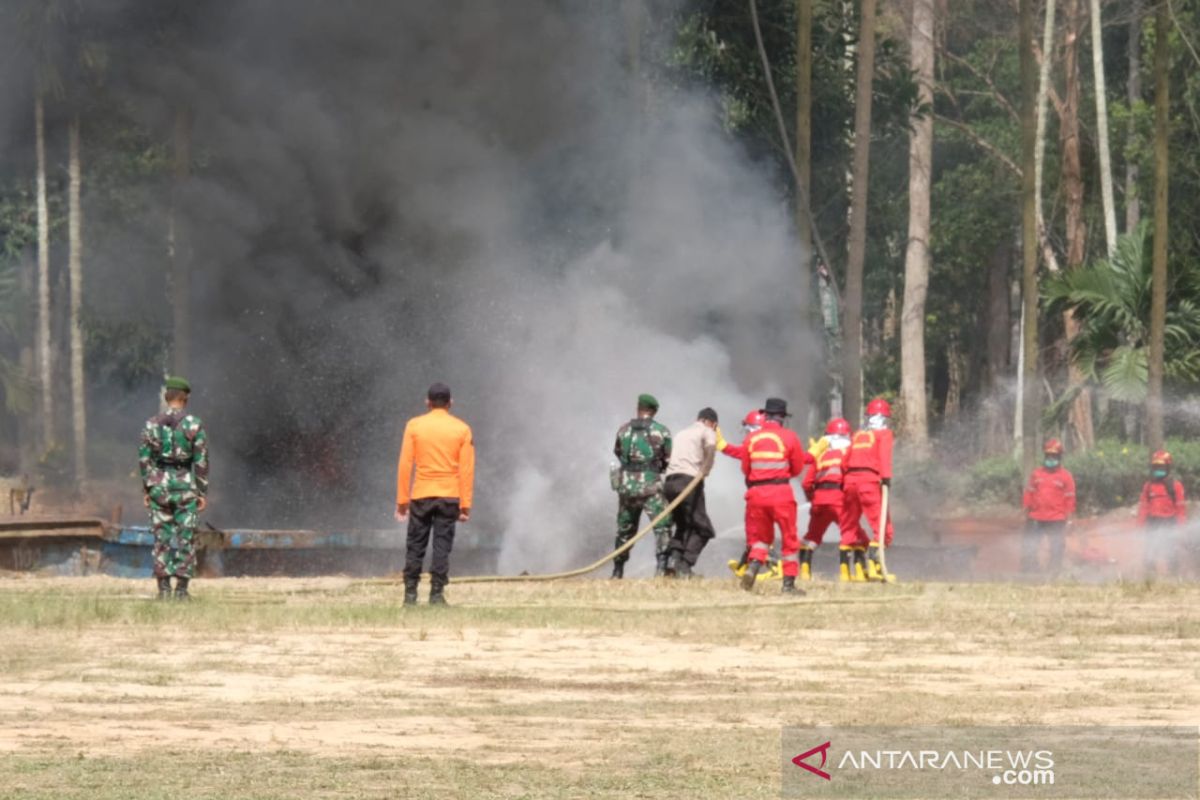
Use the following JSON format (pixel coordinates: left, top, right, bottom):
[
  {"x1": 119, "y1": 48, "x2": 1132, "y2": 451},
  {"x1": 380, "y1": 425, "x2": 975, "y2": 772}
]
[
  {"x1": 138, "y1": 410, "x2": 209, "y2": 579},
  {"x1": 613, "y1": 416, "x2": 673, "y2": 571}
]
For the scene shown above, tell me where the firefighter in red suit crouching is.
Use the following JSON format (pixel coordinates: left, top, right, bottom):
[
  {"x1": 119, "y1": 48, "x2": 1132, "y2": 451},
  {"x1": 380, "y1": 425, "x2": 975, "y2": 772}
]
[
  {"x1": 1021, "y1": 438, "x2": 1076, "y2": 574},
  {"x1": 843, "y1": 398, "x2": 895, "y2": 581},
  {"x1": 739, "y1": 397, "x2": 808, "y2": 594}
]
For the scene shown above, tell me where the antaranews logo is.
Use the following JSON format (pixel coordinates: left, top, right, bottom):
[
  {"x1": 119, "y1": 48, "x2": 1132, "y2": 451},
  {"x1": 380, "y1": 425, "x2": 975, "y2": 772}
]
[
  {"x1": 791, "y1": 741, "x2": 832, "y2": 781},
  {"x1": 790, "y1": 740, "x2": 1056, "y2": 787},
  {"x1": 784, "y1": 725, "x2": 1200, "y2": 800}
]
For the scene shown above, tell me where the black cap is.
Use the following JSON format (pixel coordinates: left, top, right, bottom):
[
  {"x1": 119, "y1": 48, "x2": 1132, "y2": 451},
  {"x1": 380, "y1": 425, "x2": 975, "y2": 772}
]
[
  {"x1": 698, "y1": 407, "x2": 718, "y2": 423},
  {"x1": 763, "y1": 397, "x2": 790, "y2": 417},
  {"x1": 427, "y1": 383, "x2": 452, "y2": 404}
]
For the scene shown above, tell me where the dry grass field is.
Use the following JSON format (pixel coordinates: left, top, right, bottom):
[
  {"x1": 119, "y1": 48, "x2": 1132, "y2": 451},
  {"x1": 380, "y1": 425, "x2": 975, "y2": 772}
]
[{"x1": 1, "y1": 575, "x2": 1198, "y2": 798}]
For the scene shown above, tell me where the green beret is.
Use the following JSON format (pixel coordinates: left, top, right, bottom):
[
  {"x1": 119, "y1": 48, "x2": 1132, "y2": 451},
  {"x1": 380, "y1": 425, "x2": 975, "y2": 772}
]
[
  {"x1": 637, "y1": 393, "x2": 659, "y2": 410},
  {"x1": 164, "y1": 376, "x2": 191, "y2": 392}
]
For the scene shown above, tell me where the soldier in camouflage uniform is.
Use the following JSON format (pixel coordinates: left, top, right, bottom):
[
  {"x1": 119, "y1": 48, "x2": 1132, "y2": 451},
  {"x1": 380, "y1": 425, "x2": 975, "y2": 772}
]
[
  {"x1": 610, "y1": 393, "x2": 673, "y2": 578},
  {"x1": 138, "y1": 376, "x2": 209, "y2": 600}
]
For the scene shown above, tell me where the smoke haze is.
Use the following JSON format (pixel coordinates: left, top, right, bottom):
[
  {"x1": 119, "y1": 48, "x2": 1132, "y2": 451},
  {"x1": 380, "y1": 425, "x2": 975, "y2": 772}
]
[{"x1": 6, "y1": 1, "x2": 816, "y2": 573}]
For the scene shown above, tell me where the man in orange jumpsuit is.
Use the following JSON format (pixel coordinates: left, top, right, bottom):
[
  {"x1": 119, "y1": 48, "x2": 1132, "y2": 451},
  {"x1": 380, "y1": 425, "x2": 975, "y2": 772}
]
[
  {"x1": 1020, "y1": 438, "x2": 1075, "y2": 574},
  {"x1": 719, "y1": 410, "x2": 766, "y2": 578},
  {"x1": 843, "y1": 397, "x2": 894, "y2": 581},
  {"x1": 1138, "y1": 449, "x2": 1187, "y2": 576},
  {"x1": 801, "y1": 417, "x2": 856, "y2": 582},
  {"x1": 396, "y1": 382, "x2": 476, "y2": 606},
  {"x1": 739, "y1": 397, "x2": 808, "y2": 594}
]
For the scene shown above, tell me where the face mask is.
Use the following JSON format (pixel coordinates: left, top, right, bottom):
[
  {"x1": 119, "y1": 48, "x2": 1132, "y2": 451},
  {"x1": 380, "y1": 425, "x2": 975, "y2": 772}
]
[
  {"x1": 1152, "y1": 469, "x2": 1168, "y2": 480},
  {"x1": 1044, "y1": 458, "x2": 1060, "y2": 469},
  {"x1": 827, "y1": 435, "x2": 850, "y2": 451},
  {"x1": 866, "y1": 414, "x2": 888, "y2": 431},
  {"x1": 743, "y1": 424, "x2": 760, "y2": 435}
]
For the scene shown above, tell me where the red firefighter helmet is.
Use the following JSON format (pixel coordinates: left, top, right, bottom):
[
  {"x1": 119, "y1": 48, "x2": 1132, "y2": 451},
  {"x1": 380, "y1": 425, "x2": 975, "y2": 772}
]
[
  {"x1": 866, "y1": 397, "x2": 892, "y2": 418},
  {"x1": 1151, "y1": 449, "x2": 1173, "y2": 467},
  {"x1": 1043, "y1": 438, "x2": 1064, "y2": 456},
  {"x1": 825, "y1": 417, "x2": 851, "y2": 436},
  {"x1": 742, "y1": 409, "x2": 765, "y2": 428}
]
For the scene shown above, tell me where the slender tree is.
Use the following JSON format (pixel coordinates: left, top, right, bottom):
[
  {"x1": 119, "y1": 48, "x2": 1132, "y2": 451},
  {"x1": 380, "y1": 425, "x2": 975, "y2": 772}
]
[
  {"x1": 1125, "y1": 0, "x2": 1142, "y2": 233},
  {"x1": 1146, "y1": 0, "x2": 1169, "y2": 447},
  {"x1": 900, "y1": 0, "x2": 934, "y2": 453},
  {"x1": 1020, "y1": 0, "x2": 1039, "y2": 473},
  {"x1": 794, "y1": 0, "x2": 815, "y2": 426},
  {"x1": 67, "y1": 114, "x2": 85, "y2": 484},
  {"x1": 795, "y1": 0, "x2": 812, "y2": 262},
  {"x1": 842, "y1": 0, "x2": 877, "y2": 423},
  {"x1": 1057, "y1": 0, "x2": 1096, "y2": 451},
  {"x1": 169, "y1": 106, "x2": 192, "y2": 375},
  {"x1": 34, "y1": 86, "x2": 52, "y2": 453},
  {"x1": 1089, "y1": 0, "x2": 1117, "y2": 255}
]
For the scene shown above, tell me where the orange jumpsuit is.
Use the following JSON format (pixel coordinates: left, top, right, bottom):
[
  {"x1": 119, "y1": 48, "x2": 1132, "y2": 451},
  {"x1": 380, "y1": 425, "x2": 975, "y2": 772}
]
[
  {"x1": 843, "y1": 428, "x2": 893, "y2": 547},
  {"x1": 739, "y1": 421, "x2": 807, "y2": 577}
]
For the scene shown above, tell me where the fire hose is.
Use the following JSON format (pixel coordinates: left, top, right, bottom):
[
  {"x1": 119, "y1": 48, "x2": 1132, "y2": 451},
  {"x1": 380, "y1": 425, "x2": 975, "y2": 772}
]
[{"x1": 367, "y1": 471, "x2": 706, "y2": 586}]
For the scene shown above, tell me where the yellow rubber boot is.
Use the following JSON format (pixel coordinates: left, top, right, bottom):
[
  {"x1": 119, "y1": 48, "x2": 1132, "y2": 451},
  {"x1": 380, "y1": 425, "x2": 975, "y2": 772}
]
[
  {"x1": 800, "y1": 562, "x2": 812, "y2": 581},
  {"x1": 838, "y1": 547, "x2": 852, "y2": 582},
  {"x1": 852, "y1": 548, "x2": 868, "y2": 582},
  {"x1": 867, "y1": 556, "x2": 883, "y2": 582}
]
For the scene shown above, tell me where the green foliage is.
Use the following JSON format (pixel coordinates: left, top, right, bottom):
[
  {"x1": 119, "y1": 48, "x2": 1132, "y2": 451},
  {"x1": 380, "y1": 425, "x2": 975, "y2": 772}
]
[
  {"x1": 965, "y1": 454, "x2": 1023, "y2": 507},
  {"x1": 1043, "y1": 224, "x2": 1200, "y2": 403},
  {"x1": 81, "y1": 312, "x2": 167, "y2": 390}
]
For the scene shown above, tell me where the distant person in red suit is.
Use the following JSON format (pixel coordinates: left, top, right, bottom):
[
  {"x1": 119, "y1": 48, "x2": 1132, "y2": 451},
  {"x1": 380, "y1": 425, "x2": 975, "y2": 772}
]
[
  {"x1": 1138, "y1": 449, "x2": 1187, "y2": 576},
  {"x1": 1021, "y1": 438, "x2": 1075, "y2": 574}
]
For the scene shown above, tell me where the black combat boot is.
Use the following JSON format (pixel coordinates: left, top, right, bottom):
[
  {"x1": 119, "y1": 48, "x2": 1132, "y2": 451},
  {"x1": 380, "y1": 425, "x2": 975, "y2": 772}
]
[
  {"x1": 675, "y1": 559, "x2": 693, "y2": 579},
  {"x1": 156, "y1": 576, "x2": 172, "y2": 600},
  {"x1": 173, "y1": 577, "x2": 190, "y2": 600},
  {"x1": 611, "y1": 561, "x2": 625, "y2": 580},
  {"x1": 740, "y1": 559, "x2": 761, "y2": 591},
  {"x1": 655, "y1": 553, "x2": 673, "y2": 578},
  {"x1": 403, "y1": 577, "x2": 419, "y2": 606},
  {"x1": 781, "y1": 575, "x2": 806, "y2": 596},
  {"x1": 428, "y1": 576, "x2": 448, "y2": 606}
]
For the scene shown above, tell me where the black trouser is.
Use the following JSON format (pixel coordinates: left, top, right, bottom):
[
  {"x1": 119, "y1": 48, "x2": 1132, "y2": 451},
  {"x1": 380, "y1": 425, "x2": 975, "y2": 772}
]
[
  {"x1": 663, "y1": 473, "x2": 715, "y2": 567},
  {"x1": 403, "y1": 498, "x2": 460, "y2": 589},
  {"x1": 1021, "y1": 519, "x2": 1066, "y2": 574}
]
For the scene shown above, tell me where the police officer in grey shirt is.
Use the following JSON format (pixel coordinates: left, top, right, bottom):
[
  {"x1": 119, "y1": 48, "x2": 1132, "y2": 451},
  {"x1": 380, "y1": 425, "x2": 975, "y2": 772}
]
[{"x1": 663, "y1": 408, "x2": 718, "y2": 577}]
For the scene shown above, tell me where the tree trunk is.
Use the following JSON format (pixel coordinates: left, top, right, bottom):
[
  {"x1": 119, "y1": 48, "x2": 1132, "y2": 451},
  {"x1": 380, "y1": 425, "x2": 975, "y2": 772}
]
[
  {"x1": 1146, "y1": 0, "x2": 1169, "y2": 448},
  {"x1": 1019, "y1": 0, "x2": 1039, "y2": 474},
  {"x1": 982, "y1": 240, "x2": 1012, "y2": 454},
  {"x1": 68, "y1": 115, "x2": 86, "y2": 485},
  {"x1": 944, "y1": 335, "x2": 963, "y2": 420},
  {"x1": 1060, "y1": 0, "x2": 1096, "y2": 451},
  {"x1": 1089, "y1": 0, "x2": 1117, "y2": 256},
  {"x1": 1125, "y1": 0, "x2": 1142, "y2": 232},
  {"x1": 796, "y1": 0, "x2": 813, "y2": 260},
  {"x1": 1034, "y1": 0, "x2": 1057, "y2": 268},
  {"x1": 169, "y1": 106, "x2": 193, "y2": 376},
  {"x1": 841, "y1": 0, "x2": 877, "y2": 425},
  {"x1": 795, "y1": 0, "x2": 814, "y2": 428},
  {"x1": 34, "y1": 89, "x2": 53, "y2": 454},
  {"x1": 900, "y1": 0, "x2": 934, "y2": 454}
]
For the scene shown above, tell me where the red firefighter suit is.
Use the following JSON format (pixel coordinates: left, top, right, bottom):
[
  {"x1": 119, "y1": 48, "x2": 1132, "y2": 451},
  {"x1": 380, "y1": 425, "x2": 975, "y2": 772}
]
[
  {"x1": 802, "y1": 444, "x2": 853, "y2": 548},
  {"x1": 843, "y1": 427, "x2": 894, "y2": 548},
  {"x1": 739, "y1": 421, "x2": 808, "y2": 577}
]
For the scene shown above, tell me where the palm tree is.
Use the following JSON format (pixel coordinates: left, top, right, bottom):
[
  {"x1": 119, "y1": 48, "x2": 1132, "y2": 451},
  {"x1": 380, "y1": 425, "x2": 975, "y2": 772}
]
[{"x1": 1043, "y1": 224, "x2": 1200, "y2": 405}]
